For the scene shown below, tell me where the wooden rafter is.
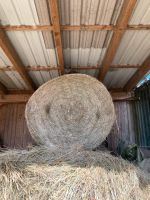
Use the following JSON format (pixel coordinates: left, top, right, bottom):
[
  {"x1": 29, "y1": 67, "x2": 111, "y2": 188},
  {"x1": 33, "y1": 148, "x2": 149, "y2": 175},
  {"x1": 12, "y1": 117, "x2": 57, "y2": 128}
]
[
  {"x1": 98, "y1": 0, "x2": 137, "y2": 81},
  {"x1": 1, "y1": 24, "x2": 150, "y2": 31},
  {"x1": 124, "y1": 55, "x2": 150, "y2": 91},
  {"x1": 0, "y1": 29, "x2": 35, "y2": 90},
  {"x1": 48, "y1": 0, "x2": 64, "y2": 75}
]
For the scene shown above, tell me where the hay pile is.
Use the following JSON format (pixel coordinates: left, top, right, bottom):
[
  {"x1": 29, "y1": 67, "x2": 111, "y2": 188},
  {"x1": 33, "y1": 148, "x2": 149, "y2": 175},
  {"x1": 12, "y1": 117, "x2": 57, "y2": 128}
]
[
  {"x1": 0, "y1": 146, "x2": 149, "y2": 200},
  {"x1": 26, "y1": 74, "x2": 115, "y2": 149}
]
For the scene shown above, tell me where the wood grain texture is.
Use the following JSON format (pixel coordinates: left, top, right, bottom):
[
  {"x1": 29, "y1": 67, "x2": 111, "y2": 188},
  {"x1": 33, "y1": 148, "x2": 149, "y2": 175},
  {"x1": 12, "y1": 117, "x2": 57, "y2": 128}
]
[
  {"x1": 0, "y1": 64, "x2": 145, "y2": 72},
  {"x1": 98, "y1": 0, "x2": 137, "y2": 81},
  {"x1": 0, "y1": 29, "x2": 35, "y2": 90},
  {"x1": 0, "y1": 102, "x2": 136, "y2": 151},
  {"x1": 1, "y1": 25, "x2": 150, "y2": 31},
  {"x1": 0, "y1": 104, "x2": 34, "y2": 149},
  {"x1": 0, "y1": 25, "x2": 53, "y2": 31},
  {"x1": 0, "y1": 92, "x2": 133, "y2": 103},
  {"x1": 108, "y1": 101, "x2": 136, "y2": 152},
  {"x1": 48, "y1": 0, "x2": 64, "y2": 75}
]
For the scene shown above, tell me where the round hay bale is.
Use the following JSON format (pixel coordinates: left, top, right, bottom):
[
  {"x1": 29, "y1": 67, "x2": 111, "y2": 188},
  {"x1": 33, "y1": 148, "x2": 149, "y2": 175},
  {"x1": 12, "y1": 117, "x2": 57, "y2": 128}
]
[
  {"x1": 25, "y1": 74, "x2": 115, "y2": 149},
  {"x1": 0, "y1": 147, "x2": 149, "y2": 200}
]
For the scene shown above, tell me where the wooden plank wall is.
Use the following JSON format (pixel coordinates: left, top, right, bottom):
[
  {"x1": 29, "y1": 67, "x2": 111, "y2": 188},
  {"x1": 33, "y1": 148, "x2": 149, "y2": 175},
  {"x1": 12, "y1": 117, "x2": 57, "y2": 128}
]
[
  {"x1": 108, "y1": 101, "x2": 137, "y2": 152},
  {"x1": 0, "y1": 102, "x2": 137, "y2": 150},
  {"x1": 0, "y1": 103, "x2": 34, "y2": 149}
]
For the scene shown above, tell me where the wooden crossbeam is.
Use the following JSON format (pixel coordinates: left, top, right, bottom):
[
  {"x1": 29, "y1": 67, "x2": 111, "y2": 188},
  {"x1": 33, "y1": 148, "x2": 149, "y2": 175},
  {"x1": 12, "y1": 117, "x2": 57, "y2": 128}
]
[
  {"x1": 0, "y1": 64, "x2": 145, "y2": 72},
  {"x1": 124, "y1": 55, "x2": 150, "y2": 91},
  {"x1": 0, "y1": 25, "x2": 54, "y2": 31},
  {"x1": 0, "y1": 91, "x2": 133, "y2": 103},
  {"x1": 61, "y1": 25, "x2": 150, "y2": 31},
  {"x1": 98, "y1": 0, "x2": 137, "y2": 81},
  {"x1": 0, "y1": 29, "x2": 35, "y2": 90},
  {"x1": 48, "y1": 0, "x2": 64, "y2": 75},
  {"x1": 61, "y1": 25, "x2": 114, "y2": 31},
  {"x1": 1, "y1": 24, "x2": 150, "y2": 31},
  {"x1": 0, "y1": 94, "x2": 31, "y2": 103}
]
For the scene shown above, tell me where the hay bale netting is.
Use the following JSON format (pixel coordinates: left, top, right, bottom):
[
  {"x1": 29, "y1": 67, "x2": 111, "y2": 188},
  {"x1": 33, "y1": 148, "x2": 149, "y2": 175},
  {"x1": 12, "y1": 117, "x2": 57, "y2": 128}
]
[
  {"x1": 0, "y1": 147, "x2": 150, "y2": 200},
  {"x1": 25, "y1": 74, "x2": 115, "y2": 149}
]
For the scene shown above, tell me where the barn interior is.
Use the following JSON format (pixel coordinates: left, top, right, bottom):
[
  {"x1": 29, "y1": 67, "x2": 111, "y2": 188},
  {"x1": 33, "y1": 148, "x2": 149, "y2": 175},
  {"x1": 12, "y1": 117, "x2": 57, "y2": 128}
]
[
  {"x1": 0, "y1": 1, "x2": 150, "y2": 199},
  {"x1": 0, "y1": 0, "x2": 150, "y2": 156}
]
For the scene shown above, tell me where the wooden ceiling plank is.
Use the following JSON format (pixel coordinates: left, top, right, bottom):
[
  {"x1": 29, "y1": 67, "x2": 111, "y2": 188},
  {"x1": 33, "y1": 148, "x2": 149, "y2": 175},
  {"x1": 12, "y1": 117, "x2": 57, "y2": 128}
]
[
  {"x1": 124, "y1": 55, "x2": 150, "y2": 91},
  {"x1": 98, "y1": 0, "x2": 137, "y2": 81},
  {"x1": 48, "y1": 0, "x2": 64, "y2": 75},
  {"x1": 0, "y1": 29, "x2": 35, "y2": 90}
]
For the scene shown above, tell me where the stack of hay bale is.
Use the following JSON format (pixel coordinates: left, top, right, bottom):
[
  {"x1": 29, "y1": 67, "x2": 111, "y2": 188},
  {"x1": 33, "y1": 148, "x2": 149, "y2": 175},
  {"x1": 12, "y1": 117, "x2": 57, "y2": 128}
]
[{"x1": 0, "y1": 74, "x2": 149, "y2": 200}]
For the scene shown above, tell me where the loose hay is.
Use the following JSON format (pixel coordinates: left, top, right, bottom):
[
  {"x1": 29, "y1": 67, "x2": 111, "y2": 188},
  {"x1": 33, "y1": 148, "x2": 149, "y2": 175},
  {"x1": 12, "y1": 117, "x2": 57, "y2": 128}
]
[
  {"x1": 25, "y1": 74, "x2": 115, "y2": 149},
  {"x1": 0, "y1": 146, "x2": 149, "y2": 200}
]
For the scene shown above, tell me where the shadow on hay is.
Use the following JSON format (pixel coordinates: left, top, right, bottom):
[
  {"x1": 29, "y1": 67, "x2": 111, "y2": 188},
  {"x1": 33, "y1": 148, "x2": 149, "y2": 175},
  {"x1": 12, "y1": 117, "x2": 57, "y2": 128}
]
[
  {"x1": 0, "y1": 146, "x2": 132, "y2": 172},
  {"x1": 0, "y1": 147, "x2": 148, "y2": 199}
]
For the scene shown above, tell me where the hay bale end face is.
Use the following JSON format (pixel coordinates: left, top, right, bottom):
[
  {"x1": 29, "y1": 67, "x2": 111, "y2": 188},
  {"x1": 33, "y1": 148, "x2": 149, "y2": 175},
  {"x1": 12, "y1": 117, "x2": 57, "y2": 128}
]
[{"x1": 25, "y1": 74, "x2": 115, "y2": 149}]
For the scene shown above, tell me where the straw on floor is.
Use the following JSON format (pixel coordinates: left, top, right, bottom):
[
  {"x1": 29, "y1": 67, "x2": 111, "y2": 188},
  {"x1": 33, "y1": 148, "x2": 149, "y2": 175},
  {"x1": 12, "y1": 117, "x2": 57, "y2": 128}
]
[
  {"x1": 0, "y1": 146, "x2": 149, "y2": 200},
  {"x1": 25, "y1": 74, "x2": 115, "y2": 149}
]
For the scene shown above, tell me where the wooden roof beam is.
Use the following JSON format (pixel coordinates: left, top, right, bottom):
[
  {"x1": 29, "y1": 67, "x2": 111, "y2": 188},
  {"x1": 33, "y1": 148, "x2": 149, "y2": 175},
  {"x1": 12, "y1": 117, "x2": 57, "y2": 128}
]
[
  {"x1": 98, "y1": 0, "x2": 137, "y2": 82},
  {"x1": 48, "y1": 0, "x2": 64, "y2": 75},
  {"x1": 124, "y1": 55, "x2": 150, "y2": 91},
  {"x1": 0, "y1": 29, "x2": 35, "y2": 91}
]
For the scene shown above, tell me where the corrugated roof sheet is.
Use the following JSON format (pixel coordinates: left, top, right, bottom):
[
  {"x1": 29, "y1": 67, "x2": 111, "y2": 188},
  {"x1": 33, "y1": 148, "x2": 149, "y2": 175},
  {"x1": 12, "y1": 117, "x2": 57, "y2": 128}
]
[
  {"x1": 58, "y1": 0, "x2": 124, "y2": 25},
  {"x1": 0, "y1": 48, "x2": 13, "y2": 67},
  {"x1": 112, "y1": 30, "x2": 150, "y2": 65},
  {"x1": 0, "y1": 48, "x2": 29, "y2": 90},
  {"x1": 62, "y1": 30, "x2": 113, "y2": 67},
  {"x1": 6, "y1": 71, "x2": 28, "y2": 89},
  {"x1": 0, "y1": 70, "x2": 28, "y2": 89},
  {"x1": 29, "y1": 70, "x2": 59, "y2": 87},
  {"x1": 129, "y1": 0, "x2": 150, "y2": 25},
  {"x1": 0, "y1": 71, "x2": 16, "y2": 89},
  {"x1": 0, "y1": 0, "x2": 39, "y2": 25},
  {"x1": 104, "y1": 68, "x2": 137, "y2": 89},
  {"x1": 34, "y1": 0, "x2": 51, "y2": 25},
  {"x1": 6, "y1": 31, "x2": 57, "y2": 67},
  {"x1": 0, "y1": 0, "x2": 149, "y2": 90}
]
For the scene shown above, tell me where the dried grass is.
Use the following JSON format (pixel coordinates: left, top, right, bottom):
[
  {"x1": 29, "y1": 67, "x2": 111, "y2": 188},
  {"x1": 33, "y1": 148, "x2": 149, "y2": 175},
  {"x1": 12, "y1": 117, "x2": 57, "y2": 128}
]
[
  {"x1": 26, "y1": 74, "x2": 115, "y2": 149},
  {"x1": 0, "y1": 146, "x2": 149, "y2": 200}
]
